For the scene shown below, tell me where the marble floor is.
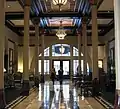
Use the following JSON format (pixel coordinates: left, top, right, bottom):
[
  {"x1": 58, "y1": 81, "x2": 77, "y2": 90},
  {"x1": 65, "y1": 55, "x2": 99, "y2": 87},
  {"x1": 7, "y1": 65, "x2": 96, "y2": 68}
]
[{"x1": 10, "y1": 81, "x2": 105, "y2": 109}]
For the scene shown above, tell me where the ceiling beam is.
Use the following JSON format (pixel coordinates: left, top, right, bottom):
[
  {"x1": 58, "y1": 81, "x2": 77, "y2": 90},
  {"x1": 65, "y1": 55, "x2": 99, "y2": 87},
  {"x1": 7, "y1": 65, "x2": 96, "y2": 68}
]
[
  {"x1": 15, "y1": 24, "x2": 108, "y2": 30},
  {"x1": 99, "y1": 20, "x2": 114, "y2": 36},
  {"x1": 6, "y1": 0, "x2": 17, "y2": 1},
  {"x1": 5, "y1": 20, "x2": 23, "y2": 36},
  {"x1": 18, "y1": 43, "x2": 105, "y2": 46},
  {"x1": 21, "y1": 32, "x2": 102, "y2": 36},
  {"x1": 5, "y1": 11, "x2": 114, "y2": 20}
]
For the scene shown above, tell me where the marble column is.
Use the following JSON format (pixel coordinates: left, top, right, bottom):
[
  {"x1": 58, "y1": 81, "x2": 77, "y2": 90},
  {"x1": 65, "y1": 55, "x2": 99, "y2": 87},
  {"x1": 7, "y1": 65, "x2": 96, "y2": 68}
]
[
  {"x1": 22, "y1": 0, "x2": 30, "y2": 96},
  {"x1": 77, "y1": 31, "x2": 82, "y2": 74},
  {"x1": 91, "y1": 1, "x2": 99, "y2": 80},
  {"x1": 0, "y1": 0, "x2": 6, "y2": 108},
  {"x1": 34, "y1": 19, "x2": 40, "y2": 87},
  {"x1": 114, "y1": 0, "x2": 120, "y2": 108},
  {"x1": 82, "y1": 18, "x2": 87, "y2": 75}
]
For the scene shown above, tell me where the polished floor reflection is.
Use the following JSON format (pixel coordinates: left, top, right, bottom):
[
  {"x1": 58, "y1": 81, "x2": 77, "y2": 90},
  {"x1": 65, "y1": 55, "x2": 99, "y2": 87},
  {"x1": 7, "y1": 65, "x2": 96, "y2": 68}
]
[{"x1": 12, "y1": 81, "x2": 105, "y2": 109}]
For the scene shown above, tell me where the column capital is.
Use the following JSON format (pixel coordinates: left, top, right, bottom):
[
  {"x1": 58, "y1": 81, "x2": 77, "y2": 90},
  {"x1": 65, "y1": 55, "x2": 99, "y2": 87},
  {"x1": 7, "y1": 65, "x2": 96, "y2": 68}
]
[
  {"x1": 82, "y1": 17, "x2": 87, "y2": 24},
  {"x1": 89, "y1": 0, "x2": 98, "y2": 5},
  {"x1": 76, "y1": 29, "x2": 82, "y2": 35},
  {"x1": 24, "y1": 0, "x2": 31, "y2": 6},
  {"x1": 32, "y1": 18, "x2": 40, "y2": 25},
  {"x1": 40, "y1": 29, "x2": 45, "y2": 35}
]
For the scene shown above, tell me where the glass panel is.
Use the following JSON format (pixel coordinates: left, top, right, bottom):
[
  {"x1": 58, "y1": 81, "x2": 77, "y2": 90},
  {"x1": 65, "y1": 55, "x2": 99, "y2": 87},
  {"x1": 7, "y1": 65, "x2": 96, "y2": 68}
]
[
  {"x1": 73, "y1": 60, "x2": 79, "y2": 75},
  {"x1": 44, "y1": 47, "x2": 50, "y2": 56},
  {"x1": 63, "y1": 61, "x2": 69, "y2": 75},
  {"x1": 81, "y1": 60, "x2": 89, "y2": 74},
  {"x1": 44, "y1": 60, "x2": 49, "y2": 74},
  {"x1": 73, "y1": 47, "x2": 78, "y2": 56},
  {"x1": 87, "y1": 63, "x2": 89, "y2": 73},
  {"x1": 53, "y1": 61, "x2": 60, "y2": 75},
  {"x1": 73, "y1": 47, "x2": 83, "y2": 56},
  {"x1": 73, "y1": 60, "x2": 89, "y2": 75},
  {"x1": 39, "y1": 60, "x2": 41, "y2": 74},
  {"x1": 52, "y1": 44, "x2": 70, "y2": 56},
  {"x1": 81, "y1": 60, "x2": 83, "y2": 74}
]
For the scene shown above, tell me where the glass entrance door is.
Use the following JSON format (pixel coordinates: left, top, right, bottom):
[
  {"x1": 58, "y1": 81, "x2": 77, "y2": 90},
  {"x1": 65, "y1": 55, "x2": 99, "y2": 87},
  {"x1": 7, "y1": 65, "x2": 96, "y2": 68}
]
[
  {"x1": 63, "y1": 61, "x2": 69, "y2": 76},
  {"x1": 53, "y1": 61, "x2": 60, "y2": 75},
  {"x1": 53, "y1": 60, "x2": 70, "y2": 79}
]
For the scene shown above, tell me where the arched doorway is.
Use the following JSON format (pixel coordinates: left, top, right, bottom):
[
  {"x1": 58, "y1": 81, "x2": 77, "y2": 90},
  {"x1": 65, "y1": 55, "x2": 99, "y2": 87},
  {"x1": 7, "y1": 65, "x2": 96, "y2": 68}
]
[{"x1": 38, "y1": 44, "x2": 90, "y2": 79}]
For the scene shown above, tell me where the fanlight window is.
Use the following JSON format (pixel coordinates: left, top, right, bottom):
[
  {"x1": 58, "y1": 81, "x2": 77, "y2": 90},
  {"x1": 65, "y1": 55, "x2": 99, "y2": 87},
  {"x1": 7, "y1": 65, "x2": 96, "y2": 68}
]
[
  {"x1": 52, "y1": 44, "x2": 70, "y2": 56},
  {"x1": 39, "y1": 47, "x2": 50, "y2": 57},
  {"x1": 73, "y1": 47, "x2": 83, "y2": 56}
]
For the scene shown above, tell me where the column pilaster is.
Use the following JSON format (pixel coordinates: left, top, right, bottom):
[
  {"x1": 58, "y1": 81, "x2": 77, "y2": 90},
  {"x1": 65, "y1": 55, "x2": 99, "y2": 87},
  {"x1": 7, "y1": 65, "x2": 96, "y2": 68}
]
[
  {"x1": 50, "y1": 45, "x2": 52, "y2": 72},
  {"x1": 77, "y1": 30, "x2": 82, "y2": 74},
  {"x1": 70, "y1": 45, "x2": 73, "y2": 80},
  {"x1": 33, "y1": 18, "x2": 40, "y2": 87},
  {"x1": 91, "y1": 2, "x2": 98, "y2": 80},
  {"x1": 90, "y1": 0, "x2": 99, "y2": 97},
  {"x1": 104, "y1": 42, "x2": 109, "y2": 73},
  {"x1": 41, "y1": 32, "x2": 45, "y2": 82},
  {"x1": 14, "y1": 43, "x2": 18, "y2": 74},
  {"x1": 22, "y1": 0, "x2": 31, "y2": 96},
  {"x1": 114, "y1": 0, "x2": 120, "y2": 108},
  {"x1": 4, "y1": 36, "x2": 9, "y2": 73},
  {"x1": 82, "y1": 18, "x2": 87, "y2": 75},
  {"x1": 0, "y1": 0, "x2": 6, "y2": 108}
]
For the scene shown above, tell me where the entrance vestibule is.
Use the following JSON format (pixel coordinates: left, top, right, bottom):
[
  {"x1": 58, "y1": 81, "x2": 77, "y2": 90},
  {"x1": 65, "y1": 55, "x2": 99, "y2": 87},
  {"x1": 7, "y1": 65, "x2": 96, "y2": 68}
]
[{"x1": 53, "y1": 60, "x2": 70, "y2": 79}]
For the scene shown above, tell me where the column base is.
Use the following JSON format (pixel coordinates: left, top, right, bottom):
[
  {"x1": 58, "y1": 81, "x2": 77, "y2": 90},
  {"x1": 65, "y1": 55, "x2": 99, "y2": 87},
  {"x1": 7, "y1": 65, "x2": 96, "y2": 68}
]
[
  {"x1": 92, "y1": 78, "x2": 100, "y2": 97},
  {"x1": 34, "y1": 76, "x2": 39, "y2": 88},
  {"x1": 114, "y1": 90, "x2": 120, "y2": 109},
  {"x1": 0, "y1": 89, "x2": 6, "y2": 109},
  {"x1": 21, "y1": 80, "x2": 30, "y2": 96},
  {"x1": 40, "y1": 74, "x2": 45, "y2": 83}
]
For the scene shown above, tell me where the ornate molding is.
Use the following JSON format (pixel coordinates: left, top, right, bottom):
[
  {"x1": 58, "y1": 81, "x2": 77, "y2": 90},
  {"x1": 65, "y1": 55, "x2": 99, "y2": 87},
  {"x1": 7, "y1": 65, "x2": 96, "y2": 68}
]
[
  {"x1": 24, "y1": 0, "x2": 31, "y2": 6},
  {"x1": 32, "y1": 18, "x2": 40, "y2": 25}
]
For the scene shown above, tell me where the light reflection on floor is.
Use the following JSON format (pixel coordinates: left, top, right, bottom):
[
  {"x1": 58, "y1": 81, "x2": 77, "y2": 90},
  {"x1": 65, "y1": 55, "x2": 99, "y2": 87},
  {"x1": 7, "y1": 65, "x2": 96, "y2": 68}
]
[
  {"x1": 13, "y1": 81, "x2": 105, "y2": 109},
  {"x1": 39, "y1": 81, "x2": 79, "y2": 109}
]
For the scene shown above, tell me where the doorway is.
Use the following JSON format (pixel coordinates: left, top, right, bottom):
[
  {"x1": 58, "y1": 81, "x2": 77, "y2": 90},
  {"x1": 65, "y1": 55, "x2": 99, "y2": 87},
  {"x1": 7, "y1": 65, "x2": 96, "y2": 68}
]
[{"x1": 53, "y1": 60, "x2": 70, "y2": 79}]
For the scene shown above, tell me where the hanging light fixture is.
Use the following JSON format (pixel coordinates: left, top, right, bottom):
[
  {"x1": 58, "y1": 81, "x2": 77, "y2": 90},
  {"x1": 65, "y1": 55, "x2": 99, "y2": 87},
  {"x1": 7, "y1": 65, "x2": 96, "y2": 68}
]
[
  {"x1": 56, "y1": 21, "x2": 67, "y2": 40},
  {"x1": 52, "y1": 0, "x2": 67, "y2": 10}
]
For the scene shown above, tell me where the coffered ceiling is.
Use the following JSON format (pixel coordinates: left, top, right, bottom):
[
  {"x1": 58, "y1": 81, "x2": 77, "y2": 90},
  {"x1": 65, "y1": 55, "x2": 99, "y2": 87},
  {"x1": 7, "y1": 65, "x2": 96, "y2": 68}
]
[{"x1": 5, "y1": 0, "x2": 114, "y2": 37}]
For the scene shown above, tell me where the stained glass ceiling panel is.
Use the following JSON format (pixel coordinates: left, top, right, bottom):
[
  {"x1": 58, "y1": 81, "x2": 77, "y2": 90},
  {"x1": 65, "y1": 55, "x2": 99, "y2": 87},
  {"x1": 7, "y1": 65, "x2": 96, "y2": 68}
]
[{"x1": 48, "y1": 17, "x2": 74, "y2": 27}]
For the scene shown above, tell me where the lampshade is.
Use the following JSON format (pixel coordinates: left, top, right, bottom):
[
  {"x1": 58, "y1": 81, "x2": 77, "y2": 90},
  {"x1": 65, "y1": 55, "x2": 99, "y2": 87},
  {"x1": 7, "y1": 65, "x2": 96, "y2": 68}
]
[{"x1": 53, "y1": 0, "x2": 67, "y2": 6}]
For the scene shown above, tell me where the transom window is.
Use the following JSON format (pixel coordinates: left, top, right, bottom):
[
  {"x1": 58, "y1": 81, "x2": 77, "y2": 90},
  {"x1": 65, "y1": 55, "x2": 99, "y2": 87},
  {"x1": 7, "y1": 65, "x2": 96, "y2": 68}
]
[
  {"x1": 73, "y1": 47, "x2": 83, "y2": 56},
  {"x1": 38, "y1": 44, "x2": 89, "y2": 75},
  {"x1": 52, "y1": 44, "x2": 70, "y2": 56},
  {"x1": 39, "y1": 60, "x2": 49, "y2": 74}
]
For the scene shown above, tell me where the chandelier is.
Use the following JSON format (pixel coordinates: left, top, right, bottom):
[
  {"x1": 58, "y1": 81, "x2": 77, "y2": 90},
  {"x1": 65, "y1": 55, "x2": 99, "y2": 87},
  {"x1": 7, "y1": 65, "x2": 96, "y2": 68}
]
[
  {"x1": 56, "y1": 21, "x2": 67, "y2": 40},
  {"x1": 52, "y1": 0, "x2": 67, "y2": 10}
]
